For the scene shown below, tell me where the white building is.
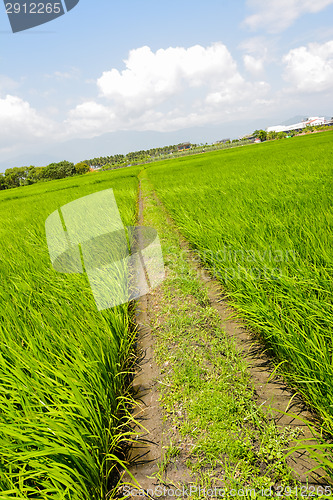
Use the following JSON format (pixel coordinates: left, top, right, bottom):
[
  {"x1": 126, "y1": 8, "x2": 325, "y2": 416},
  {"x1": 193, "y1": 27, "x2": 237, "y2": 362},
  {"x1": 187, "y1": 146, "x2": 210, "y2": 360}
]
[{"x1": 267, "y1": 117, "x2": 326, "y2": 133}]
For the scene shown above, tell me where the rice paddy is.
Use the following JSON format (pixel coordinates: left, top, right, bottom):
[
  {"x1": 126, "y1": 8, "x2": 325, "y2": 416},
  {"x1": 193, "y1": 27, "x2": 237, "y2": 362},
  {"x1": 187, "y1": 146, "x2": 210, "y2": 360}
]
[
  {"x1": 146, "y1": 131, "x2": 333, "y2": 441},
  {"x1": 0, "y1": 130, "x2": 332, "y2": 497},
  {"x1": 0, "y1": 168, "x2": 140, "y2": 498}
]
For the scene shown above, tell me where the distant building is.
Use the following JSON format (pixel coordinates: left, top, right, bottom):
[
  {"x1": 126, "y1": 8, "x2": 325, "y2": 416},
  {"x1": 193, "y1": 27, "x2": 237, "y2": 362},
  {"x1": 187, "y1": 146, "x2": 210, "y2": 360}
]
[
  {"x1": 214, "y1": 138, "x2": 230, "y2": 144},
  {"x1": 239, "y1": 134, "x2": 256, "y2": 141},
  {"x1": 267, "y1": 116, "x2": 326, "y2": 133},
  {"x1": 177, "y1": 142, "x2": 191, "y2": 151}
]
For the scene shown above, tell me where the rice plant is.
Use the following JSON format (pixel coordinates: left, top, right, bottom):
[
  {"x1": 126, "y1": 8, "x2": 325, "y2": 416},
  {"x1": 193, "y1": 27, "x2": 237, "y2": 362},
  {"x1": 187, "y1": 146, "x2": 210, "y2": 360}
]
[
  {"x1": 0, "y1": 168, "x2": 141, "y2": 498},
  {"x1": 146, "y1": 132, "x2": 333, "y2": 461}
]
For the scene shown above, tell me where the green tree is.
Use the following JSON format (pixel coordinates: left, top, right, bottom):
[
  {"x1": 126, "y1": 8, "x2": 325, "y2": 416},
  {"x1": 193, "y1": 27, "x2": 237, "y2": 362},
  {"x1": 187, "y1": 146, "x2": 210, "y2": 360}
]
[
  {"x1": 25, "y1": 166, "x2": 45, "y2": 184},
  {"x1": 43, "y1": 161, "x2": 75, "y2": 180},
  {"x1": 257, "y1": 130, "x2": 267, "y2": 141},
  {"x1": 0, "y1": 174, "x2": 6, "y2": 190},
  {"x1": 267, "y1": 131, "x2": 278, "y2": 140},
  {"x1": 74, "y1": 162, "x2": 90, "y2": 175},
  {"x1": 4, "y1": 167, "x2": 29, "y2": 188}
]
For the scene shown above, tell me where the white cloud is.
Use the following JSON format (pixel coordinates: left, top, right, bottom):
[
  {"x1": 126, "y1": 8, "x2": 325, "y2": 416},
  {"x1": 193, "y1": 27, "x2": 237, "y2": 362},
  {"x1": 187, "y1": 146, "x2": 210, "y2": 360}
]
[
  {"x1": 67, "y1": 43, "x2": 270, "y2": 136},
  {"x1": 44, "y1": 67, "x2": 80, "y2": 81},
  {"x1": 239, "y1": 37, "x2": 268, "y2": 58},
  {"x1": 0, "y1": 75, "x2": 19, "y2": 93},
  {"x1": 239, "y1": 37, "x2": 271, "y2": 75},
  {"x1": 283, "y1": 40, "x2": 333, "y2": 92},
  {"x1": 97, "y1": 44, "x2": 238, "y2": 111},
  {"x1": 205, "y1": 77, "x2": 269, "y2": 105},
  {"x1": 0, "y1": 95, "x2": 53, "y2": 138},
  {"x1": 0, "y1": 95, "x2": 57, "y2": 155},
  {"x1": 243, "y1": 54, "x2": 265, "y2": 75},
  {"x1": 244, "y1": 0, "x2": 333, "y2": 33},
  {"x1": 66, "y1": 101, "x2": 116, "y2": 135}
]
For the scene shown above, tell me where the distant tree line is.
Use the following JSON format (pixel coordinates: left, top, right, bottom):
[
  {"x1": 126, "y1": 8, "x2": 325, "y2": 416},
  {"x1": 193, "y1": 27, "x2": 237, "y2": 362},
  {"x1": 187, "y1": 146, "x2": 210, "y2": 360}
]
[
  {"x1": 0, "y1": 144, "x2": 184, "y2": 191},
  {"x1": 84, "y1": 144, "x2": 180, "y2": 169},
  {"x1": 0, "y1": 161, "x2": 90, "y2": 190}
]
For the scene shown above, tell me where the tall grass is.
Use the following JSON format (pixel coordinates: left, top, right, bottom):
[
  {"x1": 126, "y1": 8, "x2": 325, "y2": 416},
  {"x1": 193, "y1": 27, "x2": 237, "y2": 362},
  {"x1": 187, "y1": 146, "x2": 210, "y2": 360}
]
[
  {"x1": 0, "y1": 168, "x2": 141, "y2": 498},
  {"x1": 146, "y1": 133, "x2": 333, "y2": 443}
]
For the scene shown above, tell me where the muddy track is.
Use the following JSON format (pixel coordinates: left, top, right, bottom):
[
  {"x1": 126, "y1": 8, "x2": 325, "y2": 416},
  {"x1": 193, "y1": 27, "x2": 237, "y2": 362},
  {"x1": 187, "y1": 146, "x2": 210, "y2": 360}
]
[
  {"x1": 123, "y1": 181, "x2": 328, "y2": 496},
  {"x1": 122, "y1": 184, "x2": 163, "y2": 492}
]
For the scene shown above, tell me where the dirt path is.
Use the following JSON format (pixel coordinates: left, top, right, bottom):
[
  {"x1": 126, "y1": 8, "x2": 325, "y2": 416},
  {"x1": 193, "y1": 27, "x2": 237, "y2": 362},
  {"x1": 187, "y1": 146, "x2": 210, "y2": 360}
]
[
  {"x1": 122, "y1": 186, "x2": 165, "y2": 492},
  {"x1": 122, "y1": 178, "x2": 329, "y2": 498}
]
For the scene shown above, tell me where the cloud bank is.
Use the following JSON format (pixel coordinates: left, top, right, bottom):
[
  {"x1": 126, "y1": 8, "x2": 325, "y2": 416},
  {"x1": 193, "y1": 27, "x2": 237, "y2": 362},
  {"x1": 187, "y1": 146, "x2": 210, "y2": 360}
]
[
  {"x1": 67, "y1": 43, "x2": 269, "y2": 136},
  {"x1": 0, "y1": 38, "x2": 331, "y2": 155}
]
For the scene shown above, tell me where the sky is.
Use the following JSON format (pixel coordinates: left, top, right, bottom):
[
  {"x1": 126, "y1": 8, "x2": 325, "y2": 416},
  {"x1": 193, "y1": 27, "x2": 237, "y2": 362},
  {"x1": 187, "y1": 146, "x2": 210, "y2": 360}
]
[{"x1": 0, "y1": 0, "x2": 333, "y2": 170}]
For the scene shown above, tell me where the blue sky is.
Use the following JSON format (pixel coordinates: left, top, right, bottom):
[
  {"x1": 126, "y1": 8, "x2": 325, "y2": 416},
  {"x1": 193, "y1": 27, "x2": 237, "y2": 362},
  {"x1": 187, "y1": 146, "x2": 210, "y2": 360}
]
[{"x1": 1, "y1": 0, "x2": 333, "y2": 170}]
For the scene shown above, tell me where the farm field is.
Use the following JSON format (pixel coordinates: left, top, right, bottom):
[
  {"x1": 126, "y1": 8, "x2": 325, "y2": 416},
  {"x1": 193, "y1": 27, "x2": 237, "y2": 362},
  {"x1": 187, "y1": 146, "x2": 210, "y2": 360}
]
[
  {"x1": 0, "y1": 167, "x2": 141, "y2": 498},
  {"x1": 0, "y1": 130, "x2": 332, "y2": 497},
  {"x1": 146, "y1": 131, "x2": 333, "y2": 444}
]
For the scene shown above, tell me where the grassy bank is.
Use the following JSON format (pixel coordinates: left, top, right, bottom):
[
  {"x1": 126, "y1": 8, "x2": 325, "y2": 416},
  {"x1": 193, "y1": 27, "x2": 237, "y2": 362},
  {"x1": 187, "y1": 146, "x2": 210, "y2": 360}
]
[
  {"x1": 0, "y1": 168, "x2": 140, "y2": 498},
  {"x1": 146, "y1": 132, "x2": 333, "y2": 443}
]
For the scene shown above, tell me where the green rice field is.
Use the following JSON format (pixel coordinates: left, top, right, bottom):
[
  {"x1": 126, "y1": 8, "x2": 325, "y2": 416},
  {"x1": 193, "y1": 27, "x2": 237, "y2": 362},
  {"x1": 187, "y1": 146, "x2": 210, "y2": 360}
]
[
  {"x1": 146, "y1": 131, "x2": 333, "y2": 438},
  {"x1": 0, "y1": 168, "x2": 140, "y2": 498},
  {"x1": 0, "y1": 131, "x2": 332, "y2": 497}
]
